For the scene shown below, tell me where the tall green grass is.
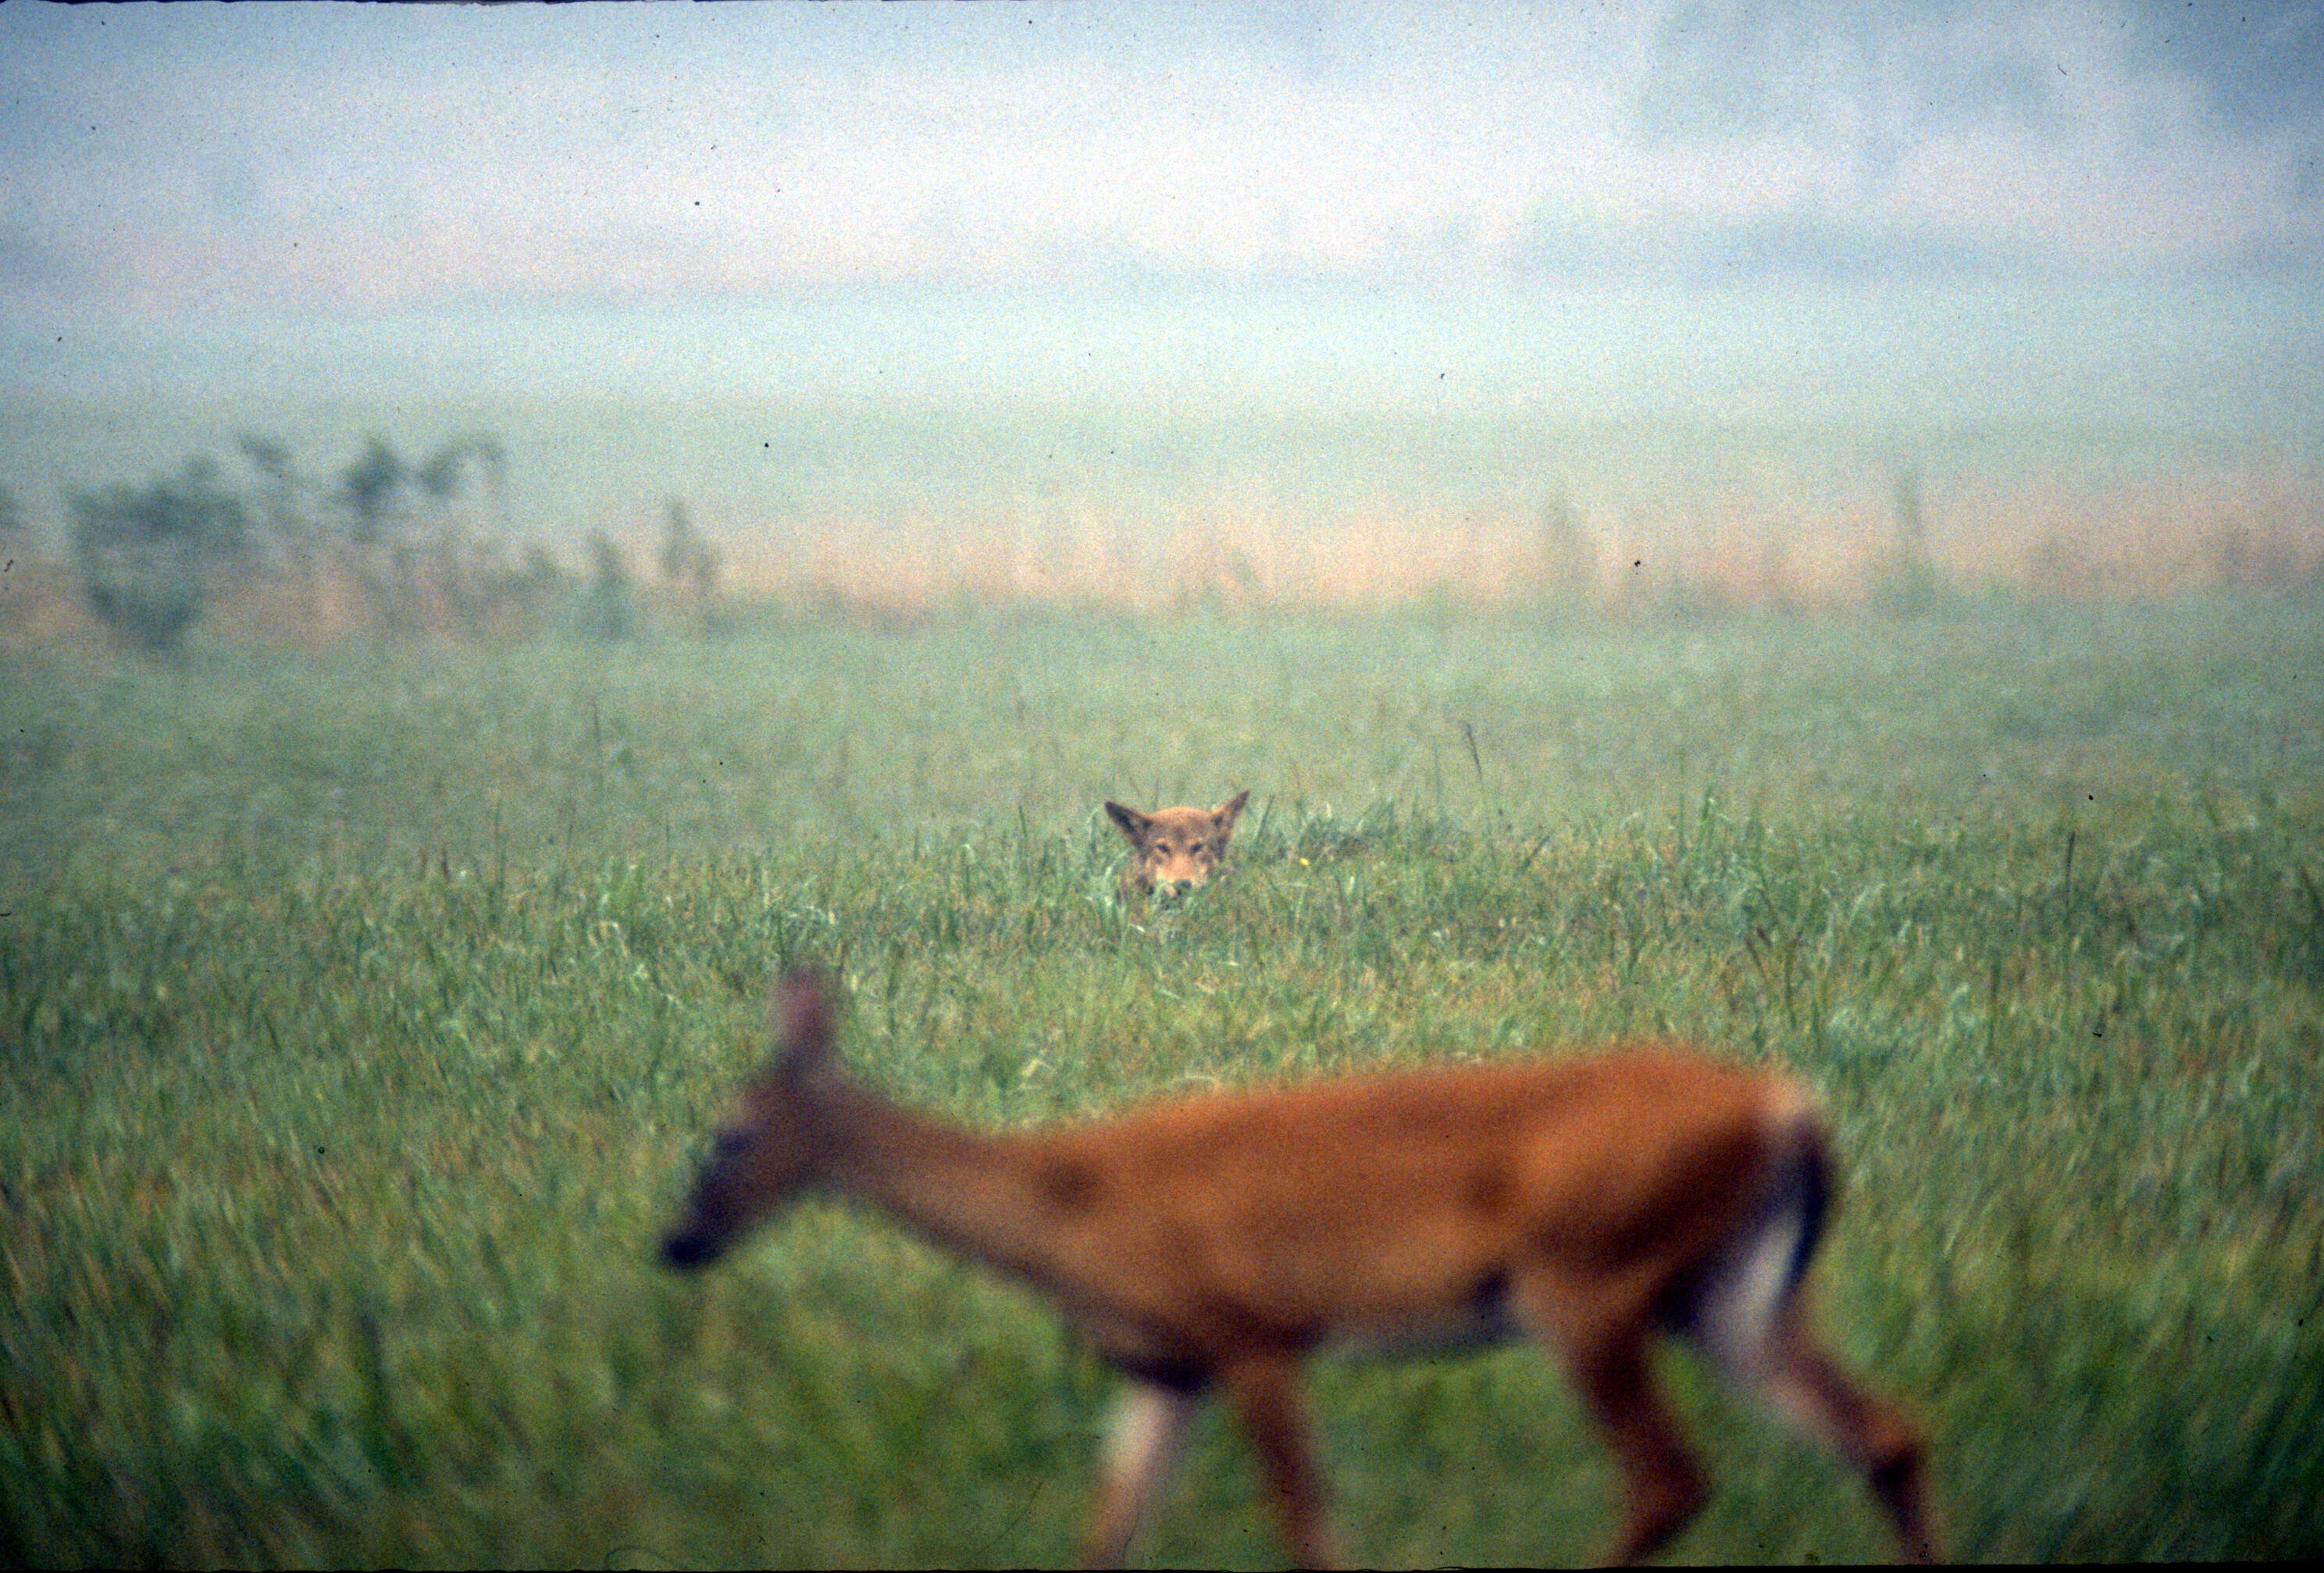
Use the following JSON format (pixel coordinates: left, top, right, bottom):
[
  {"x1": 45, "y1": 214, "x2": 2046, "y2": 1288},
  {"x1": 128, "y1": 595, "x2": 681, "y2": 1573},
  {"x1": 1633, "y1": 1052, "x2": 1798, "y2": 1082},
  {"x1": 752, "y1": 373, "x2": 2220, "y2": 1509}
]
[{"x1": 4, "y1": 595, "x2": 2321, "y2": 1564}]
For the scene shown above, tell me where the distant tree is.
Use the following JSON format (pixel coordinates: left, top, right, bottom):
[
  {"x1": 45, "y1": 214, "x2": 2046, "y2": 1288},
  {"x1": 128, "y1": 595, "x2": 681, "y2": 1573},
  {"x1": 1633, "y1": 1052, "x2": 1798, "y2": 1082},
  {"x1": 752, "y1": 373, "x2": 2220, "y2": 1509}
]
[
  {"x1": 467, "y1": 433, "x2": 511, "y2": 540},
  {"x1": 412, "y1": 443, "x2": 461, "y2": 510},
  {"x1": 70, "y1": 458, "x2": 251, "y2": 655},
  {"x1": 457, "y1": 435, "x2": 511, "y2": 605},
  {"x1": 516, "y1": 542, "x2": 565, "y2": 606},
  {"x1": 340, "y1": 437, "x2": 405, "y2": 546},
  {"x1": 658, "y1": 498, "x2": 697, "y2": 586},
  {"x1": 1536, "y1": 490, "x2": 1598, "y2": 605},
  {"x1": 1868, "y1": 467, "x2": 1948, "y2": 617},
  {"x1": 237, "y1": 434, "x2": 326, "y2": 630},
  {"x1": 339, "y1": 437, "x2": 416, "y2": 631},
  {"x1": 237, "y1": 436, "x2": 296, "y2": 548},
  {"x1": 414, "y1": 437, "x2": 480, "y2": 636},
  {"x1": 578, "y1": 530, "x2": 636, "y2": 641},
  {"x1": 658, "y1": 498, "x2": 723, "y2": 633},
  {"x1": 405, "y1": 432, "x2": 520, "y2": 638},
  {"x1": 1894, "y1": 468, "x2": 1925, "y2": 552},
  {"x1": 0, "y1": 483, "x2": 27, "y2": 635}
]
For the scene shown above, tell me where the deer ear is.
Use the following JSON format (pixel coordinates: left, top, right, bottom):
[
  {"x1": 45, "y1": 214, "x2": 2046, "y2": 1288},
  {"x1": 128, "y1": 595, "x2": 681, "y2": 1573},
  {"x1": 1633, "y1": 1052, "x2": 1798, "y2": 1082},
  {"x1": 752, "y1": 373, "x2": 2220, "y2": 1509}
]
[
  {"x1": 1105, "y1": 801, "x2": 1150, "y2": 844},
  {"x1": 771, "y1": 972, "x2": 836, "y2": 1077},
  {"x1": 1214, "y1": 790, "x2": 1250, "y2": 832}
]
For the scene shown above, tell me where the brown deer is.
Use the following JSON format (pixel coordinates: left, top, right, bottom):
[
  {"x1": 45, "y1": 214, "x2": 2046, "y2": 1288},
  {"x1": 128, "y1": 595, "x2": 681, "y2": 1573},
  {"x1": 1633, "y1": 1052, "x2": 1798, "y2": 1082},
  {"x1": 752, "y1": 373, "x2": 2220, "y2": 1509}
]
[{"x1": 661, "y1": 972, "x2": 1938, "y2": 1568}]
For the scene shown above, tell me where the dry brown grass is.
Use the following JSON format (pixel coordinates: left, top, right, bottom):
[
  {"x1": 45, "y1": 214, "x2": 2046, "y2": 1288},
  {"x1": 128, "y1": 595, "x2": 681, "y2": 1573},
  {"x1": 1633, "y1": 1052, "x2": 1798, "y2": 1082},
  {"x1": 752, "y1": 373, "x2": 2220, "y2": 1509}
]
[
  {"x1": 707, "y1": 469, "x2": 2323, "y2": 619},
  {"x1": 7, "y1": 465, "x2": 2319, "y2": 647}
]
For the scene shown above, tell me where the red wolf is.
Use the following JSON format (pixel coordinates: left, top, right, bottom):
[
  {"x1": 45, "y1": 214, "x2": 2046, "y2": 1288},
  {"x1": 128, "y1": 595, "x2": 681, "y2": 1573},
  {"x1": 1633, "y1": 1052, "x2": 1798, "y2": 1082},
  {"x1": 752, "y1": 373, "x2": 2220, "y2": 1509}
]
[{"x1": 1104, "y1": 790, "x2": 1249, "y2": 895}]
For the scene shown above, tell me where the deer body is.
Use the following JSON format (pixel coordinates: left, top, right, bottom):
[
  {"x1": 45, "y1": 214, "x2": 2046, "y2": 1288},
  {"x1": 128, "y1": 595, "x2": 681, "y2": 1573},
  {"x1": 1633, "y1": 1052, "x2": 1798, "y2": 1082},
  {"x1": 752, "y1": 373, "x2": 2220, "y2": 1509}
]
[{"x1": 662, "y1": 976, "x2": 1937, "y2": 1567}]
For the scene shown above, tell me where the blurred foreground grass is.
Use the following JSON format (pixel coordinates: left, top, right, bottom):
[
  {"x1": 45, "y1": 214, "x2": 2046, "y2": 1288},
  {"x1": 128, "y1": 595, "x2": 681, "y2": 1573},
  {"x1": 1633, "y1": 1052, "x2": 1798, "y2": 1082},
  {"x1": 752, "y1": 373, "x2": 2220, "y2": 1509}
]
[{"x1": 3, "y1": 595, "x2": 2321, "y2": 1565}]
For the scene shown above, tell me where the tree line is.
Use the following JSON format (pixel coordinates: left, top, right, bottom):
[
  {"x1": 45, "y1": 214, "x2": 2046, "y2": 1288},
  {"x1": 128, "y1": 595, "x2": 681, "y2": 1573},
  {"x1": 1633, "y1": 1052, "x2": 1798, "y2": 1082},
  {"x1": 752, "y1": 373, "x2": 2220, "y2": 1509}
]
[{"x1": 2, "y1": 435, "x2": 721, "y2": 655}]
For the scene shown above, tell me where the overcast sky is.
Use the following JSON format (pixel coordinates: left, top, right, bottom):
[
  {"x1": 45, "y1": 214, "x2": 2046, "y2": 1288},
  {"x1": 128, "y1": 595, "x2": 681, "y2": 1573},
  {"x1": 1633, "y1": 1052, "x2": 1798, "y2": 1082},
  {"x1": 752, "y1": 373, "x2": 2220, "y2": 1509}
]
[{"x1": 2, "y1": 1, "x2": 2320, "y2": 420}]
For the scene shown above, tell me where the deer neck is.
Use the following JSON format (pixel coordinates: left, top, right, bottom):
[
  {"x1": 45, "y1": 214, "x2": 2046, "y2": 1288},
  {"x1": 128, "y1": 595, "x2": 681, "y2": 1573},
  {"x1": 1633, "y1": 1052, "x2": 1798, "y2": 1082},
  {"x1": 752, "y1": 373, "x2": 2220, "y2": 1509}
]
[{"x1": 813, "y1": 1079, "x2": 1060, "y2": 1281}]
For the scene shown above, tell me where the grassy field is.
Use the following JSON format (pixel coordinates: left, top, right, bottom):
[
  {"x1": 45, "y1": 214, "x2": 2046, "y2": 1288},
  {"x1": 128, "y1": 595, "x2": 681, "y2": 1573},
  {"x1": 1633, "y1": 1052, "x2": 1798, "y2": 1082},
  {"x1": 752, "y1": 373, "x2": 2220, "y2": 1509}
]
[{"x1": 3, "y1": 594, "x2": 2322, "y2": 1566}]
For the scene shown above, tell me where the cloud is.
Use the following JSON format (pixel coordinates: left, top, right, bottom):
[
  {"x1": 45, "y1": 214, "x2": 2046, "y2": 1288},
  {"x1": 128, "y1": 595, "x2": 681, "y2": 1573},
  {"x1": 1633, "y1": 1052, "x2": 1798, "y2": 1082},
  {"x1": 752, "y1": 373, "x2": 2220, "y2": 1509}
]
[
  {"x1": 1503, "y1": 209, "x2": 2019, "y2": 285},
  {"x1": 0, "y1": 0, "x2": 2315, "y2": 324},
  {"x1": 2117, "y1": 0, "x2": 2324, "y2": 132},
  {"x1": 1630, "y1": 1, "x2": 2058, "y2": 153}
]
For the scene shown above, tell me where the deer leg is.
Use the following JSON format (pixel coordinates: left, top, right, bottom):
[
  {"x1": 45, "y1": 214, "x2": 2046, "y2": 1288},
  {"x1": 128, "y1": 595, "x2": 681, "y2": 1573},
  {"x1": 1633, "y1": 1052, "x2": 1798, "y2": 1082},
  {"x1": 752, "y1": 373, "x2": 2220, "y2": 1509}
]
[
  {"x1": 1564, "y1": 1331, "x2": 1710, "y2": 1566},
  {"x1": 1221, "y1": 1355, "x2": 1338, "y2": 1570},
  {"x1": 1079, "y1": 1381, "x2": 1196, "y2": 1568},
  {"x1": 1511, "y1": 1266, "x2": 1708, "y2": 1567},
  {"x1": 1743, "y1": 1311, "x2": 1941, "y2": 1564}
]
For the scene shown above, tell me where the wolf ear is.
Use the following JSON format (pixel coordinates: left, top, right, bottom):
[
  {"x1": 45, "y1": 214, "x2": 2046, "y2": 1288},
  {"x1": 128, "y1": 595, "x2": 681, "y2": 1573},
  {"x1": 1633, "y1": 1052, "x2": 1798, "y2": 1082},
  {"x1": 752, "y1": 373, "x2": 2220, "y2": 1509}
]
[
  {"x1": 1104, "y1": 801, "x2": 1150, "y2": 844},
  {"x1": 1213, "y1": 790, "x2": 1250, "y2": 833},
  {"x1": 770, "y1": 971, "x2": 837, "y2": 1079}
]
